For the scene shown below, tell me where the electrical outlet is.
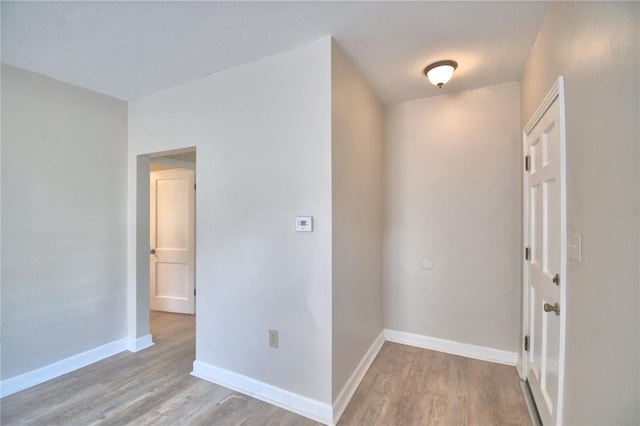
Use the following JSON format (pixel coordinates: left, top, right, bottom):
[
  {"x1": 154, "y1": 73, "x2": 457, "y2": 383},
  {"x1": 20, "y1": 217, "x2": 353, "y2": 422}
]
[{"x1": 268, "y1": 330, "x2": 279, "y2": 348}]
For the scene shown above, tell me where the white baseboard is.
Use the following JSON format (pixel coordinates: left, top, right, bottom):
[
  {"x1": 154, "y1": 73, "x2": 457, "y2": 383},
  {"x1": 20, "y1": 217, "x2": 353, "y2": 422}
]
[
  {"x1": 332, "y1": 331, "x2": 384, "y2": 425},
  {"x1": 0, "y1": 337, "x2": 128, "y2": 398},
  {"x1": 192, "y1": 360, "x2": 333, "y2": 425},
  {"x1": 384, "y1": 329, "x2": 518, "y2": 366},
  {"x1": 127, "y1": 334, "x2": 154, "y2": 352}
]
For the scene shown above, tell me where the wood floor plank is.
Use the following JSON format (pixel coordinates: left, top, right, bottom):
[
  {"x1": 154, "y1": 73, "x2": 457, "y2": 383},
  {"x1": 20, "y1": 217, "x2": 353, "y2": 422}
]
[{"x1": 2, "y1": 314, "x2": 531, "y2": 426}]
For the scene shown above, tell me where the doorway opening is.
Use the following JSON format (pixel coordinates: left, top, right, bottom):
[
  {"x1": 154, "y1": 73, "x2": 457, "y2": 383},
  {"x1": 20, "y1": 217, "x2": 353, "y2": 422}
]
[{"x1": 133, "y1": 147, "x2": 196, "y2": 353}]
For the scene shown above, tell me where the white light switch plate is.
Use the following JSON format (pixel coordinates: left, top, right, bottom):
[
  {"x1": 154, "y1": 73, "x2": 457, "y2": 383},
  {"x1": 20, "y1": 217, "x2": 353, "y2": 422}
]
[
  {"x1": 296, "y1": 216, "x2": 313, "y2": 232},
  {"x1": 568, "y1": 232, "x2": 582, "y2": 263}
]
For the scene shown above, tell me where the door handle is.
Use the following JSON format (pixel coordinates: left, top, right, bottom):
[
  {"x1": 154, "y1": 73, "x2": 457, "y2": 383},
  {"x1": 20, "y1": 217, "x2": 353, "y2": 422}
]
[
  {"x1": 544, "y1": 302, "x2": 560, "y2": 316},
  {"x1": 552, "y1": 273, "x2": 560, "y2": 286},
  {"x1": 150, "y1": 248, "x2": 156, "y2": 254}
]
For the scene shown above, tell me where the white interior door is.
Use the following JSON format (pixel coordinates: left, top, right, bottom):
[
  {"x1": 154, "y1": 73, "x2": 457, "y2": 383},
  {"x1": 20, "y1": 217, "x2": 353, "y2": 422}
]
[
  {"x1": 150, "y1": 168, "x2": 195, "y2": 314},
  {"x1": 523, "y1": 78, "x2": 566, "y2": 425}
]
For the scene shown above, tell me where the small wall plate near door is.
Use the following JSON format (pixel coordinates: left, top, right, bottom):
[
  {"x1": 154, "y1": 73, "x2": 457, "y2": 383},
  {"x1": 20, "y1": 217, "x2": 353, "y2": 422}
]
[{"x1": 568, "y1": 232, "x2": 582, "y2": 263}]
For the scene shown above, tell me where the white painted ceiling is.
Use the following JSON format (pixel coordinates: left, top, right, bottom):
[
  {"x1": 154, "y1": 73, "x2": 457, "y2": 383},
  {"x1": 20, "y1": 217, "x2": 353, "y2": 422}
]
[{"x1": 1, "y1": 1, "x2": 550, "y2": 105}]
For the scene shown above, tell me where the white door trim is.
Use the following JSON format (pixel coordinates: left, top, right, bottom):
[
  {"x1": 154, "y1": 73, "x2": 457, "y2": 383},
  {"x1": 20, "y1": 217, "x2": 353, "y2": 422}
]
[
  {"x1": 521, "y1": 76, "x2": 567, "y2": 425},
  {"x1": 130, "y1": 147, "x2": 196, "y2": 344}
]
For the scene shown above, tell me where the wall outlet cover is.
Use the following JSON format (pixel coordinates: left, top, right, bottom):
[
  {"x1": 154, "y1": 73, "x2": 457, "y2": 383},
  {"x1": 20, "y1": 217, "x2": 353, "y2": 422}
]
[{"x1": 268, "y1": 330, "x2": 279, "y2": 348}]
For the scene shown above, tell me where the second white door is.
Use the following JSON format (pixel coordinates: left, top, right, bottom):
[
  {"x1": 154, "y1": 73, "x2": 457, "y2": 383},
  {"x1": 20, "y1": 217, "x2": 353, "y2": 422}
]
[
  {"x1": 524, "y1": 78, "x2": 566, "y2": 426},
  {"x1": 150, "y1": 168, "x2": 195, "y2": 314}
]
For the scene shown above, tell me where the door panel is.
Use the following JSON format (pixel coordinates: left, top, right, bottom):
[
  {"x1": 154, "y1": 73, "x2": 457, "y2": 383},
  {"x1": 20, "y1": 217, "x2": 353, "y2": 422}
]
[
  {"x1": 525, "y1": 89, "x2": 565, "y2": 425},
  {"x1": 156, "y1": 263, "x2": 189, "y2": 298},
  {"x1": 150, "y1": 168, "x2": 195, "y2": 314},
  {"x1": 156, "y1": 178, "x2": 189, "y2": 249}
]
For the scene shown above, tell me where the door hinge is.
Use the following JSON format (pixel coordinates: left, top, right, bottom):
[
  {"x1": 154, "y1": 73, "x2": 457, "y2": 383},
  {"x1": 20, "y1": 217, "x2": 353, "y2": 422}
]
[
  {"x1": 194, "y1": 182, "x2": 196, "y2": 190},
  {"x1": 525, "y1": 155, "x2": 531, "y2": 171},
  {"x1": 524, "y1": 335, "x2": 530, "y2": 352},
  {"x1": 194, "y1": 288, "x2": 196, "y2": 296},
  {"x1": 525, "y1": 247, "x2": 530, "y2": 261}
]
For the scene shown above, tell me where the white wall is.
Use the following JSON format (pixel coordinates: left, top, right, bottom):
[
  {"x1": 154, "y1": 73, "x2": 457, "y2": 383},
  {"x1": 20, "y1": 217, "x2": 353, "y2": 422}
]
[
  {"x1": 1, "y1": 64, "x2": 128, "y2": 379},
  {"x1": 330, "y1": 40, "x2": 384, "y2": 399},
  {"x1": 128, "y1": 38, "x2": 333, "y2": 403},
  {"x1": 384, "y1": 82, "x2": 522, "y2": 353},
  {"x1": 520, "y1": 2, "x2": 639, "y2": 423}
]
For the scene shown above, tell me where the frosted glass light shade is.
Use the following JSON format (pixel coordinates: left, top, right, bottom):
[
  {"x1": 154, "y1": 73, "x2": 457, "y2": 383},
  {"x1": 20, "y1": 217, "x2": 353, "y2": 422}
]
[{"x1": 423, "y1": 60, "x2": 458, "y2": 88}]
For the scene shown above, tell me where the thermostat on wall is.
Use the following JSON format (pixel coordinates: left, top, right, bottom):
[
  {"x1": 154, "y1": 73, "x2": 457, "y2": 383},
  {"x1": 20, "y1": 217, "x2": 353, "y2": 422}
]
[{"x1": 296, "y1": 216, "x2": 313, "y2": 232}]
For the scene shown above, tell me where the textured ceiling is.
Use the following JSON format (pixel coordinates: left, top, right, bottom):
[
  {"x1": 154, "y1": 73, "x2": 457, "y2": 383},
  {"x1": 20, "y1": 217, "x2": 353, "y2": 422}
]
[{"x1": 1, "y1": 1, "x2": 550, "y2": 105}]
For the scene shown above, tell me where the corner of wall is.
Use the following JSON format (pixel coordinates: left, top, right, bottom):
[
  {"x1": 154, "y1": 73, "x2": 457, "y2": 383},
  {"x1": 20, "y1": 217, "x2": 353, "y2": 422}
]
[{"x1": 329, "y1": 38, "x2": 384, "y2": 401}]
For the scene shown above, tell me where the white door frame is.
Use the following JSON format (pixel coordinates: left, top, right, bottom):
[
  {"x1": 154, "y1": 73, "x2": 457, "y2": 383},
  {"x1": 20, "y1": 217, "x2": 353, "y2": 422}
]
[
  {"x1": 132, "y1": 147, "x2": 196, "y2": 348},
  {"x1": 520, "y1": 77, "x2": 567, "y2": 425}
]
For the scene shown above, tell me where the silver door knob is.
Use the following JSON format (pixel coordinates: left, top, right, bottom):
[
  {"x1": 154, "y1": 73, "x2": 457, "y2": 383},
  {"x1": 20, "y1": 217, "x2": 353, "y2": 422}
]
[
  {"x1": 150, "y1": 249, "x2": 156, "y2": 254},
  {"x1": 544, "y1": 302, "x2": 560, "y2": 315}
]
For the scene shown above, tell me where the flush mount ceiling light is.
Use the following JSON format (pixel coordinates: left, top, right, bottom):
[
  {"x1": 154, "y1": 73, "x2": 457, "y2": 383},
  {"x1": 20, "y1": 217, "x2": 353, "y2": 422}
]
[{"x1": 423, "y1": 60, "x2": 458, "y2": 88}]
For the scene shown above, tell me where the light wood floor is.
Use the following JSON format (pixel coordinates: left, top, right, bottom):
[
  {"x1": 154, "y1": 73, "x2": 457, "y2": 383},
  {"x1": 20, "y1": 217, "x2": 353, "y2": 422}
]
[
  {"x1": 340, "y1": 342, "x2": 531, "y2": 425},
  {"x1": 1, "y1": 311, "x2": 531, "y2": 425}
]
